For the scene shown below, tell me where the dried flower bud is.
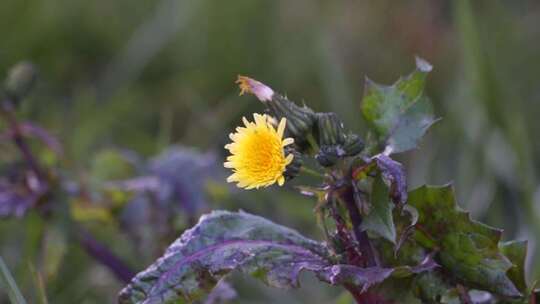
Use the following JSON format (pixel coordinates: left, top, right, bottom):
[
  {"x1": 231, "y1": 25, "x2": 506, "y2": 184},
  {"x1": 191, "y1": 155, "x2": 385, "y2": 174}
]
[
  {"x1": 237, "y1": 76, "x2": 274, "y2": 101},
  {"x1": 4, "y1": 62, "x2": 37, "y2": 102}
]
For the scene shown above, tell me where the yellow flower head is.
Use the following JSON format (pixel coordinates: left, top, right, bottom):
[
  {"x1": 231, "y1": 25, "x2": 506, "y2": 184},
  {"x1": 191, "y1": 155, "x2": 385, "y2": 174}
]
[{"x1": 225, "y1": 113, "x2": 294, "y2": 189}]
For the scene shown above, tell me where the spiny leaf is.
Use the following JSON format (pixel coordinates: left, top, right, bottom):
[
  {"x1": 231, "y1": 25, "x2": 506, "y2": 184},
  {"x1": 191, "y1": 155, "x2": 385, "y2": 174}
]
[
  {"x1": 500, "y1": 240, "x2": 528, "y2": 293},
  {"x1": 408, "y1": 185, "x2": 521, "y2": 297},
  {"x1": 386, "y1": 97, "x2": 439, "y2": 154},
  {"x1": 361, "y1": 57, "x2": 437, "y2": 154}
]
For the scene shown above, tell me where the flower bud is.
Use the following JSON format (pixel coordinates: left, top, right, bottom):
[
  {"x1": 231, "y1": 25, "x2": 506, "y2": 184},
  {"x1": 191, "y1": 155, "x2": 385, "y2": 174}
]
[
  {"x1": 236, "y1": 76, "x2": 316, "y2": 149},
  {"x1": 268, "y1": 94, "x2": 316, "y2": 141},
  {"x1": 4, "y1": 62, "x2": 37, "y2": 102},
  {"x1": 314, "y1": 113, "x2": 365, "y2": 166},
  {"x1": 315, "y1": 145, "x2": 344, "y2": 167},
  {"x1": 342, "y1": 133, "x2": 365, "y2": 156},
  {"x1": 284, "y1": 147, "x2": 302, "y2": 180},
  {"x1": 316, "y1": 112, "x2": 346, "y2": 147}
]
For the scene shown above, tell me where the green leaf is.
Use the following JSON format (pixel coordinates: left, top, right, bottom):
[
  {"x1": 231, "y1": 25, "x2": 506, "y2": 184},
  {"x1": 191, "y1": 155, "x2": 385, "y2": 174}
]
[
  {"x1": 361, "y1": 57, "x2": 436, "y2": 154},
  {"x1": 361, "y1": 176, "x2": 396, "y2": 243},
  {"x1": 386, "y1": 97, "x2": 439, "y2": 154},
  {"x1": 500, "y1": 240, "x2": 528, "y2": 293},
  {"x1": 0, "y1": 256, "x2": 28, "y2": 304},
  {"x1": 408, "y1": 185, "x2": 521, "y2": 297},
  {"x1": 414, "y1": 272, "x2": 452, "y2": 303}
]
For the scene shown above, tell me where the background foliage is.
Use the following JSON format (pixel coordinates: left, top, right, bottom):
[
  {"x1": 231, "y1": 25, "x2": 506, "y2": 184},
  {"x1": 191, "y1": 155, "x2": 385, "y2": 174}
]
[{"x1": 1, "y1": 0, "x2": 540, "y2": 303}]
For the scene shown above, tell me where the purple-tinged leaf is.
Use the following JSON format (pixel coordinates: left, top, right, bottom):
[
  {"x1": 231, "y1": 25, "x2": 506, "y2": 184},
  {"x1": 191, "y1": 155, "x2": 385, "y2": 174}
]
[
  {"x1": 118, "y1": 211, "x2": 431, "y2": 304},
  {"x1": 317, "y1": 266, "x2": 393, "y2": 293},
  {"x1": 202, "y1": 281, "x2": 236, "y2": 304},
  {"x1": 118, "y1": 211, "x2": 330, "y2": 304},
  {"x1": 372, "y1": 154, "x2": 407, "y2": 205}
]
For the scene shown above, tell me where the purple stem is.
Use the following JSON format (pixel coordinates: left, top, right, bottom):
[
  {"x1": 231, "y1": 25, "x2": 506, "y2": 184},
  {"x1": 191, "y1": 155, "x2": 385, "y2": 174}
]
[
  {"x1": 0, "y1": 99, "x2": 44, "y2": 179},
  {"x1": 1, "y1": 97, "x2": 136, "y2": 284},
  {"x1": 342, "y1": 187, "x2": 378, "y2": 267},
  {"x1": 78, "y1": 229, "x2": 135, "y2": 283}
]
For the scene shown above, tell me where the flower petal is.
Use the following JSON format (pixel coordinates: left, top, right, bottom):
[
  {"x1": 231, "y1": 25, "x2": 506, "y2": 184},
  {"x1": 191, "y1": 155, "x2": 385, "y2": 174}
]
[
  {"x1": 277, "y1": 118, "x2": 287, "y2": 138},
  {"x1": 282, "y1": 138, "x2": 294, "y2": 147}
]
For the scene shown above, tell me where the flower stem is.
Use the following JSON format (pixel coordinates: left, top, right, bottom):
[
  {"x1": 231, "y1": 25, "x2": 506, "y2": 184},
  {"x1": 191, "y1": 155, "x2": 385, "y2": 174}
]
[{"x1": 78, "y1": 228, "x2": 135, "y2": 283}]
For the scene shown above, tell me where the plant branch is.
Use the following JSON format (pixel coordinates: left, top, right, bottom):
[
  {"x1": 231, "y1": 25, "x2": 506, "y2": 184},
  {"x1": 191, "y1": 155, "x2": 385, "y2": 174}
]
[
  {"x1": 78, "y1": 228, "x2": 135, "y2": 283},
  {"x1": 0, "y1": 98, "x2": 45, "y2": 180},
  {"x1": 0, "y1": 102, "x2": 135, "y2": 284},
  {"x1": 342, "y1": 187, "x2": 378, "y2": 267}
]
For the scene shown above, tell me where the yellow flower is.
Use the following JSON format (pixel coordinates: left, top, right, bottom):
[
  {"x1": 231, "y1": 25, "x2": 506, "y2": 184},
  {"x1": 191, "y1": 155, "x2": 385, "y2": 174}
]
[{"x1": 225, "y1": 113, "x2": 294, "y2": 189}]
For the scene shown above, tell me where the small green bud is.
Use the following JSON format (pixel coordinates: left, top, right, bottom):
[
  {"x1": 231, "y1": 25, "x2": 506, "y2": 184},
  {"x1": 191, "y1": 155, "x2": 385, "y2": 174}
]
[
  {"x1": 266, "y1": 94, "x2": 316, "y2": 142},
  {"x1": 4, "y1": 62, "x2": 37, "y2": 102},
  {"x1": 315, "y1": 145, "x2": 343, "y2": 167},
  {"x1": 284, "y1": 147, "x2": 302, "y2": 180},
  {"x1": 342, "y1": 133, "x2": 365, "y2": 156},
  {"x1": 316, "y1": 112, "x2": 346, "y2": 146}
]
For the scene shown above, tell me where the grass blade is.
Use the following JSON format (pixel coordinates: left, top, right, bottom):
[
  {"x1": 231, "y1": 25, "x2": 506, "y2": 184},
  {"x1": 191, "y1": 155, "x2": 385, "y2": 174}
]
[{"x1": 0, "y1": 256, "x2": 28, "y2": 304}]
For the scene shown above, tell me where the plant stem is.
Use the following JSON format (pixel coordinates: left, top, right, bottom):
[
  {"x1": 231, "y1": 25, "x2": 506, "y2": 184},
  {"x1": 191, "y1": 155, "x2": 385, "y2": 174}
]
[
  {"x1": 78, "y1": 228, "x2": 135, "y2": 283},
  {"x1": 0, "y1": 99, "x2": 44, "y2": 180},
  {"x1": 1, "y1": 98, "x2": 136, "y2": 285},
  {"x1": 342, "y1": 187, "x2": 378, "y2": 267}
]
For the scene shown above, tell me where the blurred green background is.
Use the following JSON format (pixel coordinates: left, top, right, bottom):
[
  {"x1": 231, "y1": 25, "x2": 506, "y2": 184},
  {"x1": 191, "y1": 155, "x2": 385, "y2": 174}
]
[{"x1": 1, "y1": 0, "x2": 540, "y2": 303}]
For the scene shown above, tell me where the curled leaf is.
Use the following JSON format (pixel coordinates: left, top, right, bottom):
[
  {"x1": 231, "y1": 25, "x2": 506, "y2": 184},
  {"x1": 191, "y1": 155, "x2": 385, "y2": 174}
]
[{"x1": 372, "y1": 154, "x2": 407, "y2": 205}]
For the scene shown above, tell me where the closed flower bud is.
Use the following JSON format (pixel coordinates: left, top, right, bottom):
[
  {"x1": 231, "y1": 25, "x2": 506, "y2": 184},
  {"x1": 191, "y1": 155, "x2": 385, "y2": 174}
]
[
  {"x1": 316, "y1": 112, "x2": 346, "y2": 147},
  {"x1": 284, "y1": 147, "x2": 302, "y2": 181},
  {"x1": 236, "y1": 76, "x2": 316, "y2": 149},
  {"x1": 316, "y1": 145, "x2": 344, "y2": 167},
  {"x1": 4, "y1": 62, "x2": 37, "y2": 102},
  {"x1": 342, "y1": 133, "x2": 364, "y2": 156}
]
